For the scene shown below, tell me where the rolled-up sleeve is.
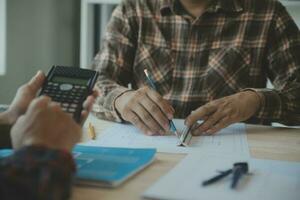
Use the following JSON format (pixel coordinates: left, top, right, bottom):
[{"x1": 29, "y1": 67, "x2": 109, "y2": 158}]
[
  {"x1": 0, "y1": 146, "x2": 75, "y2": 200},
  {"x1": 93, "y1": 1, "x2": 137, "y2": 122},
  {"x1": 254, "y1": 3, "x2": 300, "y2": 125}
]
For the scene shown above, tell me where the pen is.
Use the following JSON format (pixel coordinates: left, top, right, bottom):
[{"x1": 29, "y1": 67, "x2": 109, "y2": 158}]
[
  {"x1": 88, "y1": 122, "x2": 96, "y2": 140},
  {"x1": 143, "y1": 69, "x2": 179, "y2": 138}
]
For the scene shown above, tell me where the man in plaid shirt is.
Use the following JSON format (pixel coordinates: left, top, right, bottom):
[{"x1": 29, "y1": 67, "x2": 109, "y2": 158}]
[{"x1": 93, "y1": 0, "x2": 300, "y2": 135}]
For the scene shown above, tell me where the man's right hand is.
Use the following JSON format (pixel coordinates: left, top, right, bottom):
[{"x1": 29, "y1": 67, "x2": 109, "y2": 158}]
[
  {"x1": 115, "y1": 87, "x2": 174, "y2": 135},
  {"x1": 11, "y1": 96, "x2": 82, "y2": 151}
]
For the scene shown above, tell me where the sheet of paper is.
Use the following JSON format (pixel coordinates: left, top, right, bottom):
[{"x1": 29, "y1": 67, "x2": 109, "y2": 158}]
[
  {"x1": 144, "y1": 153, "x2": 300, "y2": 200},
  {"x1": 82, "y1": 118, "x2": 249, "y2": 156}
]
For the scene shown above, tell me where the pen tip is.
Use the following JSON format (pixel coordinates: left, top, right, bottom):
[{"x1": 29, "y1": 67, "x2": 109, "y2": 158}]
[{"x1": 144, "y1": 69, "x2": 149, "y2": 76}]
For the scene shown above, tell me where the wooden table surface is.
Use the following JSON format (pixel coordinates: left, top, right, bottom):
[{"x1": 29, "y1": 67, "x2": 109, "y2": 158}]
[{"x1": 73, "y1": 119, "x2": 300, "y2": 200}]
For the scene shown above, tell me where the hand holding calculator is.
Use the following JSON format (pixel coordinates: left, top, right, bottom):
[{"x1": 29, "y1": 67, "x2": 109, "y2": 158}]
[{"x1": 40, "y1": 66, "x2": 99, "y2": 123}]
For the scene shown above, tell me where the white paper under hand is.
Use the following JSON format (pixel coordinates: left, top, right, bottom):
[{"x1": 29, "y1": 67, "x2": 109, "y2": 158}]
[{"x1": 82, "y1": 119, "x2": 250, "y2": 156}]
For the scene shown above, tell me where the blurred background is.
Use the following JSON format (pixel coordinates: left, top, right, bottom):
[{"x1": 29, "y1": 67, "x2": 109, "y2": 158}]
[{"x1": 0, "y1": 0, "x2": 299, "y2": 104}]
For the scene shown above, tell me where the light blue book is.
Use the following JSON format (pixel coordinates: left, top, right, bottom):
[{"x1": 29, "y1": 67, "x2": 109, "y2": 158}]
[
  {"x1": 73, "y1": 145, "x2": 156, "y2": 187},
  {"x1": 0, "y1": 145, "x2": 156, "y2": 187}
]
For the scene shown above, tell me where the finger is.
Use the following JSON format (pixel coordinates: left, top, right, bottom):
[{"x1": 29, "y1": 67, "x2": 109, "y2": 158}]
[
  {"x1": 25, "y1": 96, "x2": 51, "y2": 119},
  {"x1": 27, "y1": 71, "x2": 46, "y2": 93},
  {"x1": 28, "y1": 96, "x2": 51, "y2": 111},
  {"x1": 91, "y1": 89, "x2": 99, "y2": 98},
  {"x1": 189, "y1": 115, "x2": 209, "y2": 136},
  {"x1": 126, "y1": 111, "x2": 153, "y2": 135},
  {"x1": 79, "y1": 96, "x2": 95, "y2": 125},
  {"x1": 185, "y1": 103, "x2": 217, "y2": 127},
  {"x1": 206, "y1": 117, "x2": 231, "y2": 135},
  {"x1": 93, "y1": 87, "x2": 101, "y2": 96},
  {"x1": 139, "y1": 96, "x2": 169, "y2": 131},
  {"x1": 132, "y1": 103, "x2": 164, "y2": 135},
  {"x1": 190, "y1": 122, "x2": 201, "y2": 136},
  {"x1": 196, "y1": 110, "x2": 226, "y2": 134},
  {"x1": 79, "y1": 110, "x2": 89, "y2": 126},
  {"x1": 146, "y1": 88, "x2": 174, "y2": 119},
  {"x1": 48, "y1": 101, "x2": 62, "y2": 112},
  {"x1": 82, "y1": 95, "x2": 95, "y2": 112}
]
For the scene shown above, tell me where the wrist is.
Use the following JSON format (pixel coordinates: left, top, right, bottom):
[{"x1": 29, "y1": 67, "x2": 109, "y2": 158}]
[
  {"x1": 114, "y1": 90, "x2": 134, "y2": 115},
  {"x1": 242, "y1": 90, "x2": 262, "y2": 115}
]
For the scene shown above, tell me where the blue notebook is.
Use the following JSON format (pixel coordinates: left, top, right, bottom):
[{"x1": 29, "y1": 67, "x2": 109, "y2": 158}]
[
  {"x1": 73, "y1": 145, "x2": 156, "y2": 187},
  {"x1": 0, "y1": 145, "x2": 156, "y2": 187}
]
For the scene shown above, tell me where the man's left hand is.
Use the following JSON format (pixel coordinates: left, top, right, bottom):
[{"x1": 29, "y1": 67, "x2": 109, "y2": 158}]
[
  {"x1": 5, "y1": 71, "x2": 45, "y2": 124},
  {"x1": 4, "y1": 70, "x2": 98, "y2": 125},
  {"x1": 185, "y1": 91, "x2": 261, "y2": 135}
]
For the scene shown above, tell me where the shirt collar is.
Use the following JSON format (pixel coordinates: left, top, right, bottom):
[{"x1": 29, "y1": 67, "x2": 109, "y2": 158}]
[
  {"x1": 160, "y1": 0, "x2": 243, "y2": 16},
  {"x1": 209, "y1": 0, "x2": 243, "y2": 13},
  {"x1": 160, "y1": 0, "x2": 174, "y2": 16}
]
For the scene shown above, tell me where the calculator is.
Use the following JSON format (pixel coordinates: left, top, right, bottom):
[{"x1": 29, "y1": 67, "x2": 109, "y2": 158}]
[{"x1": 40, "y1": 66, "x2": 99, "y2": 123}]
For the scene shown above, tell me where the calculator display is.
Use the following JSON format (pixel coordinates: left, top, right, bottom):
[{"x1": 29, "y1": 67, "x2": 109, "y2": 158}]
[{"x1": 52, "y1": 76, "x2": 88, "y2": 85}]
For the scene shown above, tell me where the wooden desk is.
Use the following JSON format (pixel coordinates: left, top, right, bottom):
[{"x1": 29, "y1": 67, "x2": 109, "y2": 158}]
[{"x1": 73, "y1": 120, "x2": 300, "y2": 200}]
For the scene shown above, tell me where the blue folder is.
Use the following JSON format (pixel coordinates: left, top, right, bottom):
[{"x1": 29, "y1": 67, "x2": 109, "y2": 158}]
[
  {"x1": 0, "y1": 145, "x2": 157, "y2": 187},
  {"x1": 73, "y1": 145, "x2": 156, "y2": 187}
]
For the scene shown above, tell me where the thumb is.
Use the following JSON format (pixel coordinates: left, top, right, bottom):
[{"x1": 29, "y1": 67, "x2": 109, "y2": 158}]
[{"x1": 27, "y1": 71, "x2": 46, "y2": 93}]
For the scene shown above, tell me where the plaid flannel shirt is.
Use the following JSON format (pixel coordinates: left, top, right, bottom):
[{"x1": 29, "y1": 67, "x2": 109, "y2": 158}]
[
  {"x1": 93, "y1": 0, "x2": 300, "y2": 125},
  {"x1": 0, "y1": 146, "x2": 75, "y2": 200}
]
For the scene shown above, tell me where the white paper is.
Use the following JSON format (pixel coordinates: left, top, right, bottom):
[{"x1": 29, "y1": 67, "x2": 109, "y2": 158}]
[
  {"x1": 144, "y1": 153, "x2": 300, "y2": 200},
  {"x1": 81, "y1": 118, "x2": 249, "y2": 156}
]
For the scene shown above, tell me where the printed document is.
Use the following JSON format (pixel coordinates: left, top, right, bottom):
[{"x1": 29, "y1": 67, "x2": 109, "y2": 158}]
[{"x1": 82, "y1": 118, "x2": 249, "y2": 156}]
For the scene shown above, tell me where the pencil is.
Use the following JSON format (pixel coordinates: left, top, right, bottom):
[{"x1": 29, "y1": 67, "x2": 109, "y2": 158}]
[
  {"x1": 144, "y1": 69, "x2": 179, "y2": 138},
  {"x1": 88, "y1": 122, "x2": 96, "y2": 140}
]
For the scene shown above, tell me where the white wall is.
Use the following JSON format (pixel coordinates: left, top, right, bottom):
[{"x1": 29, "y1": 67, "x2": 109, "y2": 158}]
[
  {"x1": 0, "y1": 0, "x2": 6, "y2": 75},
  {"x1": 284, "y1": 1, "x2": 300, "y2": 27},
  {"x1": 0, "y1": 0, "x2": 80, "y2": 103}
]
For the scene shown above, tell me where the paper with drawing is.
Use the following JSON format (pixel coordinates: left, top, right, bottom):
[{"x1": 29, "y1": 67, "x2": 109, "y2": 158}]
[{"x1": 82, "y1": 119, "x2": 250, "y2": 156}]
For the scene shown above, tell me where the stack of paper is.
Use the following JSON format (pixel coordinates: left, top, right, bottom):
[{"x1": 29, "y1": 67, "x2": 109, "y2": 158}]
[{"x1": 143, "y1": 153, "x2": 300, "y2": 200}]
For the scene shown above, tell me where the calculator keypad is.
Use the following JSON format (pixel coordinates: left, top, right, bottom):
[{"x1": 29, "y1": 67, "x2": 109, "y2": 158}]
[{"x1": 42, "y1": 81, "x2": 88, "y2": 115}]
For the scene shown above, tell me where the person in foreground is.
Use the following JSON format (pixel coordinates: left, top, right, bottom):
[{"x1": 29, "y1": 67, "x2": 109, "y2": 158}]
[
  {"x1": 0, "y1": 71, "x2": 97, "y2": 200},
  {"x1": 93, "y1": 0, "x2": 300, "y2": 135}
]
